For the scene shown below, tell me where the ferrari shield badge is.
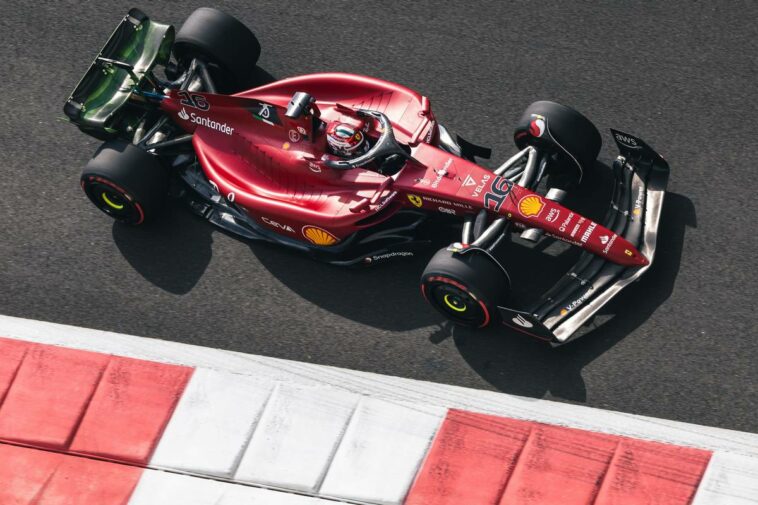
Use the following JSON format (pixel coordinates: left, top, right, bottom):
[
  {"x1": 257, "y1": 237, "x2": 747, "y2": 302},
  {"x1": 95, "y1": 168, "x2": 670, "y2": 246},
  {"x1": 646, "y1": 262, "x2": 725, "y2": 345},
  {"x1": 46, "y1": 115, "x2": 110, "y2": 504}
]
[{"x1": 407, "y1": 194, "x2": 423, "y2": 207}]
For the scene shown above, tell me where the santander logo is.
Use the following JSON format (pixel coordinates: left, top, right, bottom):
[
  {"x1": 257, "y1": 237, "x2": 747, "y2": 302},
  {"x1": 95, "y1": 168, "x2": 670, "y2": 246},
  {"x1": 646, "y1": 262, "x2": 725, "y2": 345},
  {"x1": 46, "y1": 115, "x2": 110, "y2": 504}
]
[{"x1": 178, "y1": 108, "x2": 234, "y2": 136}]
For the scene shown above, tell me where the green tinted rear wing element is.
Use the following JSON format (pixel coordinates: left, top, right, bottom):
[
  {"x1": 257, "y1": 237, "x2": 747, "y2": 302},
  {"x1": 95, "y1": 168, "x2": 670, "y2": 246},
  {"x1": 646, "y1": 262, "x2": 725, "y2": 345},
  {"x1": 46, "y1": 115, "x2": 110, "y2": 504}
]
[{"x1": 63, "y1": 8, "x2": 174, "y2": 136}]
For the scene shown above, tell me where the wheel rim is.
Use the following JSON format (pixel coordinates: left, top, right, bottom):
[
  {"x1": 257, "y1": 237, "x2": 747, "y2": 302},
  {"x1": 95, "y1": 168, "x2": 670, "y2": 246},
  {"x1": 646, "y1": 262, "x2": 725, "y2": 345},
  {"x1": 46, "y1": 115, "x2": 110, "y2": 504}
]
[
  {"x1": 82, "y1": 177, "x2": 144, "y2": 224},
  {"x1": 101, "y1": 191, "x2": 125, "y2": 210},
  {"x1": 425, "y1": 279, "x2": 489, "y2": 327}
]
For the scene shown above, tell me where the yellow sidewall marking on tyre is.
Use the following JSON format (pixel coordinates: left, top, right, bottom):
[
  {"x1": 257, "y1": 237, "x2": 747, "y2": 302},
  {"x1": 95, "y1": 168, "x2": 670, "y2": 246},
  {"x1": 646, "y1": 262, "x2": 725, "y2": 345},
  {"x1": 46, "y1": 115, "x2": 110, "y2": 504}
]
[
  {"x1": 101, "y1": 192, "x2": 124, "y2": 210},
  {"x1": 443, "y1": 294, "x2": 467, "y2": 312}
]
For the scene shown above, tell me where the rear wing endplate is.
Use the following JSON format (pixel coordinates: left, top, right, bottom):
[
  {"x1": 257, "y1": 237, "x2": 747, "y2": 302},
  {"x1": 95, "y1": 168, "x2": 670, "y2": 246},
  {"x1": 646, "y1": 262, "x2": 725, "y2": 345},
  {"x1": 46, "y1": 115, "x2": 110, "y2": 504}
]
[{"x1": 63, "y1": 8, "x2": 174, "y2": 135}]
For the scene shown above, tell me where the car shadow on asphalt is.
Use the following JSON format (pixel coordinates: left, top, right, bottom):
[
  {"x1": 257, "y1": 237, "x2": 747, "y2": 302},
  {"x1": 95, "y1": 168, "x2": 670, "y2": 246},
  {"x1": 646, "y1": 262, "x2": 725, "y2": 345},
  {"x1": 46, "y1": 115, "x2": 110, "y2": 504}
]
[
  {"x1": 247, "y1": 220, "x2": 453, "y2": 331},
  {"x1": 450, "y1": 191, "x2": 696, "y2": 402},
  {"x1": 111, "y1": 200, "x2": 214, "y2": 295}
]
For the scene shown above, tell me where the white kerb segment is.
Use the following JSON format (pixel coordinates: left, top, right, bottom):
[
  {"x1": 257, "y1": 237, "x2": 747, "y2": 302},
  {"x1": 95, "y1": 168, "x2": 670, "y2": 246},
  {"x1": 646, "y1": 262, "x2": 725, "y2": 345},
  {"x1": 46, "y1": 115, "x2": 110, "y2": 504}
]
[
  {"x1": 150, "y1": 367, "x2": 274, "y2": 477},
  {"x1": 218, "y1": 486, "x2": 333, "y2": 505},
  {"x1": 691, "y1": 451, "x2": 758, "y2": 504},
  {"x1": 319, "y1": 397, "x2": 445, "y2": 505},
  {"x1": 235, "y1": 383, "x2": 360, "y2": 492},
  {"x1": 128, "y1": 470, "x2": 228, "y2": 505},
  {"x1": 129, "y1": 469, "x2": 333, "y2": 505}
]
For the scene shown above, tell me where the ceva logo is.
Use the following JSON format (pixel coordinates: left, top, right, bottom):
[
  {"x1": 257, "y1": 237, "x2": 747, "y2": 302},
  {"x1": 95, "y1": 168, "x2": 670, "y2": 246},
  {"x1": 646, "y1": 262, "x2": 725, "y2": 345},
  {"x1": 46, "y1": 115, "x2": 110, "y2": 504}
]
[{"x1": 178, "y1": 108, "x2": 189, "y2": 120}]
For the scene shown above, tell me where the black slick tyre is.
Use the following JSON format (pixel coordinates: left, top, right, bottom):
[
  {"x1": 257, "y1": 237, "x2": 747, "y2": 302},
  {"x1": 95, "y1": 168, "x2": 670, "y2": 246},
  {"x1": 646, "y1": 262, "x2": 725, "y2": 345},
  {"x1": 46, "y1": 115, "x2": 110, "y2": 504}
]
[
  {"x1": 80, "y1": 140, "x2": 168, "y2": 225},
  {"x1": 420, "y1": 247, "x2": 510, "y2": 328},
  {"x1": 173, "y1": 7, "x2": 260, "y2": 92}
]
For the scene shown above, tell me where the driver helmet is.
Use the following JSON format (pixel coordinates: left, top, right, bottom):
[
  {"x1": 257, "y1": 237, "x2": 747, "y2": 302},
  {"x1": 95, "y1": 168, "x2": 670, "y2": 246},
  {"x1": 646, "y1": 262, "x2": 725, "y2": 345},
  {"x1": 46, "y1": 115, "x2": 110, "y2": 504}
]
[{"x1": 326, "y1": 121, "x2": 368, "y2": 157}]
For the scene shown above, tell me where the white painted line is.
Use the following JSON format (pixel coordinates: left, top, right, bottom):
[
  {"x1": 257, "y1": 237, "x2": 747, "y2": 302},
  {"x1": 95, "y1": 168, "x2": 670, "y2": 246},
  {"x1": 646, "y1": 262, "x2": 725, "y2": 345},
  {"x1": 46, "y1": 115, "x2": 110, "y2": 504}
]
[
  {"x1": 2, "y1": 314, "x2": 754, "y2": 458},
  {"x1": 319, "y1": 397, "x2": 445, "y2": 505},
  {"x1": 151, "y1": 368, "x2": 274, "y2": 477},
  {"x1": 692, "y1": 451, "x2": 758, "y2": 504},
  {"x1": 236, "y1": 383, "x2": 359, "y2": 492},
  {"x1": 129, "y1": 469, "x2": 332, "y2": 505}
]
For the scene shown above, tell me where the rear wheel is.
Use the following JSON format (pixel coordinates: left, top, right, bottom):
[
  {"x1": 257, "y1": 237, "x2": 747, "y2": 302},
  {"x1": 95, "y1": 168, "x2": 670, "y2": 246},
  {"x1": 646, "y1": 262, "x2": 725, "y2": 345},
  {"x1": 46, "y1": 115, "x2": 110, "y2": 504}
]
[
  {"x1": 173, "y1": 7, "x2": 261, "y2": 92},
  {"x1": 421, "y1": 248, "x2": 510, "y2": 328},
  {"x1": 80, "y1": 140, "x2": 168, "y2": 225}
]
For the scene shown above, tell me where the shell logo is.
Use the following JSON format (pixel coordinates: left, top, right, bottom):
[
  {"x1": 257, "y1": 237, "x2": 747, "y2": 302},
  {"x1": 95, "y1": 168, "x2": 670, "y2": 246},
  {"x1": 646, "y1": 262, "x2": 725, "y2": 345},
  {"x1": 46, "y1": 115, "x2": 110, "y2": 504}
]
[
  {"x1": 302, "y1": 225, "x2": 339, "y2": 246},
  {"x1": 518, "y1": 195, "x2": 544, "y2": 218}
]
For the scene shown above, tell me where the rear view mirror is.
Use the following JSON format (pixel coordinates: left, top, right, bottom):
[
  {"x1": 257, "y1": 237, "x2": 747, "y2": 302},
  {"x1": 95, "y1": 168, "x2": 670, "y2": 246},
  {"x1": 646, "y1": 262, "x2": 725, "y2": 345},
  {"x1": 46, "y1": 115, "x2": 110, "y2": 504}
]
[{"x1": 285, "y1": 91, "x2": 315, "y2": 119}]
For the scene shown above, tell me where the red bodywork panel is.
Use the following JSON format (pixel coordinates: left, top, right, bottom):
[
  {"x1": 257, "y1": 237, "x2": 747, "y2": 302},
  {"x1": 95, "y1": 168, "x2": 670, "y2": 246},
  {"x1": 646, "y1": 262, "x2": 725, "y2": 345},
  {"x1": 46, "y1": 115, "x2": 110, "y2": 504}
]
[{"x1": 160, "y1": 73, "x2": 646, "y2": 266}]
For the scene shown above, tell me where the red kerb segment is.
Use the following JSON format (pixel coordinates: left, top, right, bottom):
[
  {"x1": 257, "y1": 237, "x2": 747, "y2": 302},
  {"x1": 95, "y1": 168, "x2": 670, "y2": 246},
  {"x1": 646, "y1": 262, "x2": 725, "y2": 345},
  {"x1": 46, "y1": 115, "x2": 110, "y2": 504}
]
[
  {"x1": 498, "y1": 423, "x2": 618, "y2": 504},
  {"x1": 70, "y1": 355, "x2": 193, "y2": 463},
  {"x1": 594, "y1": 438, "x2": 711, "y2": 504},
  {"x1": 406, "y1": 410, "x2": 532, "y2": 505},
  {"x1": 406, "y1": 410, "x2": 712, "y2": 505},
  {"x1": 0, "y1": 343, "x2": 109, "y2": 448},
  {"x1": 0, "y1": 443, "x2": 142, "y2": 505},
  {"x1": 0, "y1": 337, "x2": 192, "y2": 465},
  {"x1": 0, "y1": 337, "x2": 28, "y2": 404}
]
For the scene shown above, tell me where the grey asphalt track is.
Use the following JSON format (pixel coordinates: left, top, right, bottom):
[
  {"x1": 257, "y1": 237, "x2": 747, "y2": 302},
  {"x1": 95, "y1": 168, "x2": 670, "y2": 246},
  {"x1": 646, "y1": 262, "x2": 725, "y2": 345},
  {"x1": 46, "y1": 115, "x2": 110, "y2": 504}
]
[{"x1": 1, "y1": 1, "x2": 756, "y2": 432}]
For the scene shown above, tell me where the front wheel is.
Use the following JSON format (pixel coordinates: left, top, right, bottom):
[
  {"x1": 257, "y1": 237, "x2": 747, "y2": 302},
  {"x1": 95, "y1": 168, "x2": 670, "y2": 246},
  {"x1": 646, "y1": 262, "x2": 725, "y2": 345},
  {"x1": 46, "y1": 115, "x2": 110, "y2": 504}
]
[
  {"x1": 80, "y1": 141, "x2": 168, "y2": 225},
  {"x1": 420, "y1": 247, "x2": 510, "y2": 328},
  {"x1": 513, "y1": 101, "x2": 601, "y2": 178}
]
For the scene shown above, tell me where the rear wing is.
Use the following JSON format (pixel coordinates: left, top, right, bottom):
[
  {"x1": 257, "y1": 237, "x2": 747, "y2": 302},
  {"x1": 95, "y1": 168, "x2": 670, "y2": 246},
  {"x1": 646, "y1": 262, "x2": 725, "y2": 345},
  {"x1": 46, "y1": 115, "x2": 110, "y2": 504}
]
[
  {"x1": 499, "y1": 130, "x2": 670, "y2": 345},
  {"x1": 63, "y1": 8, "x2": 174, "y2": 137}
]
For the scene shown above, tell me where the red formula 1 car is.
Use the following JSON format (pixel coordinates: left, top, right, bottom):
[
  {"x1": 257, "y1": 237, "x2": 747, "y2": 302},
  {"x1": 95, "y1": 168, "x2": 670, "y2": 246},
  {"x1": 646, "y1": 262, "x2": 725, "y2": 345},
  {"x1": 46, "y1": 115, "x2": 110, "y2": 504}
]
[{"x1": 64, "y1": 8, "x2": 670, "y2": 344}]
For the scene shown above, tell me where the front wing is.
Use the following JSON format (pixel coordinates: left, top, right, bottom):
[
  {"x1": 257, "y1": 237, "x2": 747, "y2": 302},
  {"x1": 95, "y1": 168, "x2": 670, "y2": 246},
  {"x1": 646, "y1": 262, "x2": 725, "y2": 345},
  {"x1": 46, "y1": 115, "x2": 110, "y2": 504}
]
[{"x1": 499, "y1": 130, "x2": 670, "y2": 345}]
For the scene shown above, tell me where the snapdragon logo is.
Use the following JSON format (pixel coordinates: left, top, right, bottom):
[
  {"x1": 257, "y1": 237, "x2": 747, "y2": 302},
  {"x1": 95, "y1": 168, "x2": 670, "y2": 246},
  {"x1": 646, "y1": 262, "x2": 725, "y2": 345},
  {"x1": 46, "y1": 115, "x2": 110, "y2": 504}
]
[{"x1": 182, "y1": 109, "x2": 235, "y2": 135}]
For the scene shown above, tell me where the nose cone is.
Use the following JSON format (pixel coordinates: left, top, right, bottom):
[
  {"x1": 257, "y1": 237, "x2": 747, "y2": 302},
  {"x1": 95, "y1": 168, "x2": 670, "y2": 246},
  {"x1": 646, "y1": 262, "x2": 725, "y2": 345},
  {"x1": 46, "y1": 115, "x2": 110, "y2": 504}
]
[
  {"x1": 603, "y1": 234, "x2": 650, "y2": 267},
  {"x1": 617, "y1": 246, "x2": 649, "y2": 267},
  {"x1": 629, "y1": 250, "x2": 650, "y2": 267}
]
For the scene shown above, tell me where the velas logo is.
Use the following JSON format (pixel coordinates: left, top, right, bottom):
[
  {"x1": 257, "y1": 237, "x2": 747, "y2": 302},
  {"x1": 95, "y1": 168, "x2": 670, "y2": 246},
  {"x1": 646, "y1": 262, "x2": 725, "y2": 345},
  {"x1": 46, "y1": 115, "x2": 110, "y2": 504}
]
[
  {"x1": 178, "y1": 108, "x2": 189, "y2": 120},
  {"x1": 187, "y1": 111, "x2": 234, "y2": 135},
  {"x1": 518, "y1": 195, "x2": 544, "y2": 218},
  {"x1": 462, "y1": 175, "x2": 476, "y2": 187}
]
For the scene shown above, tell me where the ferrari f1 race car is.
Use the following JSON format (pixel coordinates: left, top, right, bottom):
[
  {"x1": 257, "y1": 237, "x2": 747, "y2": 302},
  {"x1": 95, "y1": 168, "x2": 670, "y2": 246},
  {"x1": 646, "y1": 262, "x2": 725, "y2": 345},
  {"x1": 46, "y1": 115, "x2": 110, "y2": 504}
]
[{"x1": 64, "y1": 8, "x2": 670, "y2": 345}]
